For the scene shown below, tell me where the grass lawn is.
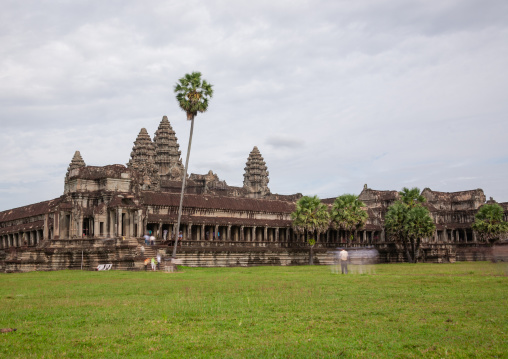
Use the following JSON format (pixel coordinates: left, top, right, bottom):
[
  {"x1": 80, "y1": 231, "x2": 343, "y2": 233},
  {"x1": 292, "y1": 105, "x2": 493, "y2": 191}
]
[{"x1": 0, "y1": 262, "x2": 506, "y2": 358}]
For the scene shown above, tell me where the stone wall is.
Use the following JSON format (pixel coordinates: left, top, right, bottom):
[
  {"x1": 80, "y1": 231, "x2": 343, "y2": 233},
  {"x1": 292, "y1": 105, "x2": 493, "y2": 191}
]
[{"x1": 1, "y1": 237, "x2": 505, "y2": 273}]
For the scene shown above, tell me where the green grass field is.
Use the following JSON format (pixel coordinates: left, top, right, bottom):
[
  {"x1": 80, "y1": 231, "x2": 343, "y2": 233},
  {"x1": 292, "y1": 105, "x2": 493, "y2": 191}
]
[{"x1": 1, "y1": 262, "x2": 507, "y2": 358}]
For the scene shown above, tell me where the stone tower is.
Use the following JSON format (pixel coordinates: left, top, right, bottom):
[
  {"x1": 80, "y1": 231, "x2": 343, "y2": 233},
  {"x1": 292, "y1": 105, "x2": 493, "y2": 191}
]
[
  {"x1": 66, "y1": 151, "x2": 86, "y2": 176},
  {"x1": 128, "y1": 128, "x2": 160, "y2": 190},
  {"x1": 153, "y1": 116, "x2": 184, "y2": 181},
  {"x1": 243, "y1": 146, "x2": 270, "y2": 198}
]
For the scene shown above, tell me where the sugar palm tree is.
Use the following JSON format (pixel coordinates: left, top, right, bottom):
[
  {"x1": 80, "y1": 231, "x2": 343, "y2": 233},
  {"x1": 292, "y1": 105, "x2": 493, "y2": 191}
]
[
  {"x1": 172, "y1": 72, "x2": 213, "y2": 258},
  {"x1": 291, "y1": 195, "x2": 330, "y2": 265},
  {"x1": 385, "y1": 187, "x2": 435, "y2": 263},
  {"x1": 472, "y1": 203, "x2": 508, "y2": 242},
  {"x1": 330, "y1": 194, "x2": 368, "y2": 246},
  {"x1": 399, "y1": 187, "x2": 426, "y2": 208}
]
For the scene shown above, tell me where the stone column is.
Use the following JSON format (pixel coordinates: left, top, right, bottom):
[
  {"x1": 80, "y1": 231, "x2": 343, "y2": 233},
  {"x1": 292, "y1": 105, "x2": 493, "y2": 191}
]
[
  {"x1": 455, "y1": 230, "x2": 460, "y2": 242},
  {"x1": 275, "y1": 228, "x2": 279, "y2": 243},
  {"x1": 463, "y1": 229, "x2": 467, "y2": 243},
  {"x1": 117, "y1": 208, "x2": 122, "y2": 237},
  {"x1": 252, "y1": 226, "x2": 256, "y2": 242},
  {"x1": 240, "y1": 226, "x2": 245, "y2": 241},
  {"x1": 201, "y1": 224, "x2": 205, "y2": 241},
  {"x1": 473, "y1": 230, "x2": 477, "y2": 243},
  {"x1": 381, "y1": 229, "x2": 385, "y2": 242},
  {"x1": 43, "y1": 213, "x2": 49, "y2": 240},
  {"x1": 362, "y1": 231, "x2": 366, "y2": 243},
  {"x1": 187, "y1": 223, "x2": 192, "y2": 241},
  {"x1": 264, "y1": 227, "x2": 268, "y2": 242},
  {"x1": 227, "y1": 225, "x2": 232, "y2": 242},
  {"x1": 94, "y1": 217, "x2": 101, "y2": 238},
  {"x1": 137, "y1": 210, "x2": 143, "y2": 237},
  {"x1": 215, "y1": 225, "x2": 219, "y2": 240},
  {"x1": 127, "y1": 212, "x2": 133, "y2": 237}
]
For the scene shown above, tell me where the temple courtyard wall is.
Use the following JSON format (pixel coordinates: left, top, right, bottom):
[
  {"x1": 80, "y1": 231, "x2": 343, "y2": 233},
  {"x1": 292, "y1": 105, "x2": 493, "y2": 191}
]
[{"x1": 1, "y1": 238, "x2": 505, "y2": 273}]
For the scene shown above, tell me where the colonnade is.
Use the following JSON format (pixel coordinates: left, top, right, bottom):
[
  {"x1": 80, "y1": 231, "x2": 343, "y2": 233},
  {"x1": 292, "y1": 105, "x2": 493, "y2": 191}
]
[{"x1": 0, "y1": 229, "x2": 44, "y2": 248}]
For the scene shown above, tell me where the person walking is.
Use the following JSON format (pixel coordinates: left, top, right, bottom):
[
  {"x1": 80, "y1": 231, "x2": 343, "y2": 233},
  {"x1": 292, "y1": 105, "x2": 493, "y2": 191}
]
[
  {"x1": 144, "y1": 233, "x2": 150, "y2": 246},
  {"x1": 149, "y1": 235, "x2": 155, "y2": 246},
  {"x1": 151, "y1": 257, "x2": 157, "y2": 271},
  {"x1": 339, "y1": 248, "x2": 349, "y2": 274}
]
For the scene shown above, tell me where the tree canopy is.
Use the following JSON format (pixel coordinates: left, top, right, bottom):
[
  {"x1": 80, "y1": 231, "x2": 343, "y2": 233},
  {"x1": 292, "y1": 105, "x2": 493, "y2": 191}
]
[
  {"x1": 330, "y1": 194, "x2": 368, "y2": 245},
  {"x1": 472, "y1": 203, "x2": 508, "y2": 242},
  {"x1": 291, "y1": 196, "x2": 330, "y2": 239},
  {"x1": 174, "y1": 72, "x2": 213, "y2": 121},
  {"x1": 291, "y1": 195, "x2": 330, "y2": 264},
  {"x1": 385, "y1": 187, "x2": 435, "y2": 263}
]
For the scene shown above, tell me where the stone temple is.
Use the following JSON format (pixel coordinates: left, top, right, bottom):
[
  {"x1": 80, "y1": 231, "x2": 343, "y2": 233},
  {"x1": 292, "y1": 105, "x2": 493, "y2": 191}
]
[{"x1": 0, "y1": 116, "x2": 506, "y2": 272}]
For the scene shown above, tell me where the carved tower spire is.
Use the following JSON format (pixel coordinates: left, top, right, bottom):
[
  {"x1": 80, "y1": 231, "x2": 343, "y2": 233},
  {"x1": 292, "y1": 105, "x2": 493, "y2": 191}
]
[
  {"x1": 67, "y1": 151, "x2": 86, "y2": 175},
  {"x1": 153, "y1": 116, "x2": 184, "y2": 181},
  {"x1": 243, "y1": 146, "x2": 270, "y2": 198},
  {"x1": 128, "y1": 128, "x2": 160, "y2": 190}
]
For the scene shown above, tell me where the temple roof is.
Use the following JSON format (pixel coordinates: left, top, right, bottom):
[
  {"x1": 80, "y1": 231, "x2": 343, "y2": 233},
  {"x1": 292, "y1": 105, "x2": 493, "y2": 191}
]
[
  {"x1": 422, "y1": 188, "x2": 486, "y2": 202},
  {"x1": 66, "y1": 151, "x2": 86, "y2": 175},
  {"x1": 67, "y1": 164, "x2": 134, "y2": 180},
  {"x1": 0, "y1": 198, "x2": 63, "y2": 223}
]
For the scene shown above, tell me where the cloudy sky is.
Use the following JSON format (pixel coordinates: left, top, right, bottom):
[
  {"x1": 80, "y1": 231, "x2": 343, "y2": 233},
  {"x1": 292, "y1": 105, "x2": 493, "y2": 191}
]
[{"x1": 1, "y1": 0, "x2": 507, "y2": 211}]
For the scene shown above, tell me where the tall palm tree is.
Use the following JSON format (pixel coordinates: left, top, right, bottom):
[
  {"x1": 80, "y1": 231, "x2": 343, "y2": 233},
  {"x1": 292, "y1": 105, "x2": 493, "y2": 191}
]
[
  {"x1": 172, "y1": 72, "x2": 213, "y2": 258},
  {"x1": 291, "y1": 195, "x2": 330, "y2": 265},
  {"x1": 330, "y1": 194, "x2": 368, "y2": 246}
]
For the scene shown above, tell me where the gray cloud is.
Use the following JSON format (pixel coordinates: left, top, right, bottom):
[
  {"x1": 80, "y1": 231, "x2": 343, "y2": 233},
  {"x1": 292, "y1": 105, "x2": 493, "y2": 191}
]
[{"x1": 1, "y1": 0, "x2": 507, "y2": 210}]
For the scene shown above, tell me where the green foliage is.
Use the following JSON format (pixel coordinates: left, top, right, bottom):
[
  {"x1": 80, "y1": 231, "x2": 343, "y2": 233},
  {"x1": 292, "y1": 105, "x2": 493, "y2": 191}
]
[
  {"x1": 472, "y1": 203, "x2": 508, "y2": 242},
  {"x1": 174, "y1": 72, "x2": 213, "y2": 121},
  {"x1": 399, "y1": 186, "x2": 426, "y2": 208},
  {"x1": 291, "y1": 195, "x2": 330, "y2": 241},
  {"x1": 330, "y1": 194, "x2": 368, "y2": 243},
  {"x1": 385, "y1": 187, "x2": 435, "y2": 262},
  {"x1": 0, "y1": 264, "x2": 506, "y2": 358}
]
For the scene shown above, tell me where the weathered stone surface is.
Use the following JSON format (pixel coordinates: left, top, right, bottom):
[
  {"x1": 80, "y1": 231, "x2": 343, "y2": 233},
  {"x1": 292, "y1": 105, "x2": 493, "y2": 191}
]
[
  {"x1": 154, "y1": 116, "x2": 184, "y2": 181},
  {"x1": 1, "y1": 116, "x2": 507, "y2": 272},
  {"x1": 128, "y1": 128, "x2": 160, "y2": 191},
  {"x1": 243, "y1": 146, "x2": 270, "y2": 198}
]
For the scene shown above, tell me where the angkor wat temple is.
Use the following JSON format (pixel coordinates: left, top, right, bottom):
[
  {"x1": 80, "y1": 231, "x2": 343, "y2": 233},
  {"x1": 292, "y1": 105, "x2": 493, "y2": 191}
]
[{"x1": 1, "y1": 116, "x2": 506, "y2": 272}]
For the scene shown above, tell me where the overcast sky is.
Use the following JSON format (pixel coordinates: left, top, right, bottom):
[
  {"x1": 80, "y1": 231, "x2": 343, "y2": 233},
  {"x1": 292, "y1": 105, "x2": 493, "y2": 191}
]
[{"x1": 1, "y1": 0, "x2": 507, "y2": 211}]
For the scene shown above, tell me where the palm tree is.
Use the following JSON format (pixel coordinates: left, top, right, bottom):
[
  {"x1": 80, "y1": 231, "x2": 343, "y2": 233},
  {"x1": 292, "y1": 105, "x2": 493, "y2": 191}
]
[
  {"x1": 399, "y1": 187, "x2": 426, "y2": 208},
  {"x1": 172, "y1": 72, "x2": 213, "y2": 258},
  {"x1": 472, "y1": 203, "x2": 508, "y2": 242},
  {"x1": 385, "y1": 187, "x2": 435, "y2": 263},
  {"x1": 291, "y1": 195, "x2": 330, "y2": 265},
  {"x1": 330, "y1": 194, "x2": 368, "y2": 246}
]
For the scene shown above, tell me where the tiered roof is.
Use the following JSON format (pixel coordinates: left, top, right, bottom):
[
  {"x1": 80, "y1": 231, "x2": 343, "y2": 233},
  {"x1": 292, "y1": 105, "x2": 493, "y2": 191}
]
[
  {"x1": 243, "y1": 146, "x2": 270, "y2": 198},
  {"x1": 153, "y1": 116, "x2": 184, "y2": 180},
  {"x1": 128, "y1": 128, "x2": 160, "y2": 190},
  {"x1": 66, "y1": 151, "x2": 86, "y2": 177}
]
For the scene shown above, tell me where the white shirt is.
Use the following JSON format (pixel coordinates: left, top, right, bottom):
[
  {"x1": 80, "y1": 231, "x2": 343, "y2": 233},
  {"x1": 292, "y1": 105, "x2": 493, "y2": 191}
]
[{"x1": 339, "y1": 250, "x2": 348, "y2": 261}]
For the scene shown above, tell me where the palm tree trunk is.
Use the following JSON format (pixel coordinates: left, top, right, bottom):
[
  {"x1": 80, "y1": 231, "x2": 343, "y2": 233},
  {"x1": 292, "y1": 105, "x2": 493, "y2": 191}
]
[
  {"x1": 414, "y1": 238, "x2": 421, "y2": 263},
  {"x1": 309, "y1": 230, "x2": 314, "y2": 265},
  {"x1": 404, "y1": 239, "x2": 413, "y2": 263},
  {"x1": 172, "y1": 116, "x2": 195, "y2": 258}
]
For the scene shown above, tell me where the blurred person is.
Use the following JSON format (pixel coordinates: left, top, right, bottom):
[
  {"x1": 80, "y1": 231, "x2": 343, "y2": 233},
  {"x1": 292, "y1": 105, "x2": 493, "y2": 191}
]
[{"x1": 339, "y1": 248, "x2": 349, "y2": 274}]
